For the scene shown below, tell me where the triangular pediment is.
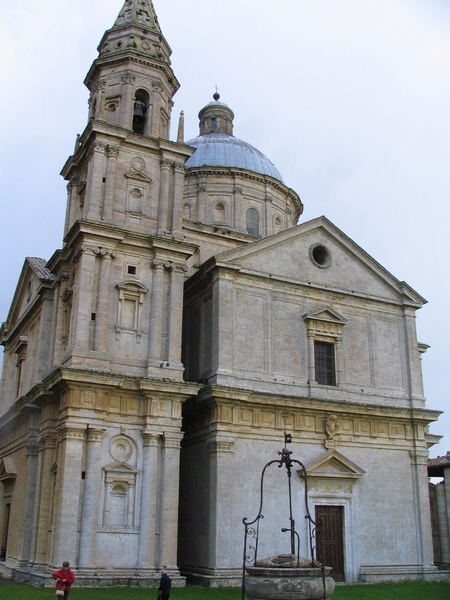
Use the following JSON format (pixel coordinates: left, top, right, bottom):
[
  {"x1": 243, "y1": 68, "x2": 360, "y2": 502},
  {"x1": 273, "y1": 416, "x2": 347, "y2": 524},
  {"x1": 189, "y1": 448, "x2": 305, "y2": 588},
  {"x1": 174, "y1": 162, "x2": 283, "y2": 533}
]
[
  {"x1": 211, "y1": 216, "x2": 425, "y2": 307},
  {"x1": 302, "y1": 307, "x2": 347, "y2": 325},
  {"x1": 124, "y1": 170, "x2": 152, "y2": 183},
  {"x1": 301, "y1": 450, "x2": 365, "y2": 480},
  {"x1": 104, "y1": 462, "x2": 139, "y2": 474},
  {"x1": 0, "y1": 457, "x2": 17, "y2": 482}
]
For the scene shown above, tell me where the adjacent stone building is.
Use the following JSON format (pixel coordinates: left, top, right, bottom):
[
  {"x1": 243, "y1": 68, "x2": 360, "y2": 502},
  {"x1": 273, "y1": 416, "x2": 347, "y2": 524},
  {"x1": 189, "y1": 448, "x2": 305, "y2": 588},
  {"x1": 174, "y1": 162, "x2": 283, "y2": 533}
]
[
  {"x1": 428, "y1": 454, "x2": 450, "y2": 567},
  {"x1": 0, "y1": 0, "x2": 445, "y2": 587}
]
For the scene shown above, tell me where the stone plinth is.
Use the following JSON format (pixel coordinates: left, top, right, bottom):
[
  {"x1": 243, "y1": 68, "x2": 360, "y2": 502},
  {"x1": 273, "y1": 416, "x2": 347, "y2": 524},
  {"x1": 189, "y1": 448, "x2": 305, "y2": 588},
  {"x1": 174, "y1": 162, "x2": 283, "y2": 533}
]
[{"x1": 245, "y1": 566, "x2": 335, "y2": 600}]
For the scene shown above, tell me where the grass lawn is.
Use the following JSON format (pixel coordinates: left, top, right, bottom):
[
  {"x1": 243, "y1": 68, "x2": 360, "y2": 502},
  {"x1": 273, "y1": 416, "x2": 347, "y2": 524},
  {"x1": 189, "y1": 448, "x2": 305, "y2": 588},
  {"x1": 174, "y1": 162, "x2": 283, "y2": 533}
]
[{"x1": 0, "y1": 580, "x2": 449, "y2": 600}]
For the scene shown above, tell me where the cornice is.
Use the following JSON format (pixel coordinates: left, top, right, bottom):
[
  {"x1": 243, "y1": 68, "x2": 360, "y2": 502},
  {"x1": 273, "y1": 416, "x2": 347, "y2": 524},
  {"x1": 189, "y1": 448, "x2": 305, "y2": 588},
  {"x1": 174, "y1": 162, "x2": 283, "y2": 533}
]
[
  {"x1": 84, "y1": 53, "x2": 179, "y2": 94},
  {"x1": 194, "y1": 384, "x2": 442, "y2": 423},
  {"x1": 184, "y1": 167, "x2": 303, "y2": 216},
  {"x1": 61, "y1": 121, "x2": 194, "y2": 181},
  {"x1": 38, "y1": 366, "x2": 200, "y2": 399}
]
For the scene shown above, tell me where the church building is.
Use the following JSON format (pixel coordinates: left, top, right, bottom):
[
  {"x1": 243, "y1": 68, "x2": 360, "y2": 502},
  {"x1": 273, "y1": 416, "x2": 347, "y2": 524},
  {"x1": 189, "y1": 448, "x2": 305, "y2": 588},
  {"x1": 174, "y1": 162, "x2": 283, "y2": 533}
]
[{"x1": 0, "y1": 0, "x2": 443, "y2": 587}]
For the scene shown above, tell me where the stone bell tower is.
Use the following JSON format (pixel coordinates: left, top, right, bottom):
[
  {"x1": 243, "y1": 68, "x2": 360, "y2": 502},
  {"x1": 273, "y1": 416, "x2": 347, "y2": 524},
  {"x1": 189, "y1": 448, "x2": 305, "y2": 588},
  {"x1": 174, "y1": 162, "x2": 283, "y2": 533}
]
[
  {"x1": 30, "y1": 0, "x2": 200, "y2": 574},
  {"x1": 56, "y1": 0, "x2": 197, "y2": 379}
]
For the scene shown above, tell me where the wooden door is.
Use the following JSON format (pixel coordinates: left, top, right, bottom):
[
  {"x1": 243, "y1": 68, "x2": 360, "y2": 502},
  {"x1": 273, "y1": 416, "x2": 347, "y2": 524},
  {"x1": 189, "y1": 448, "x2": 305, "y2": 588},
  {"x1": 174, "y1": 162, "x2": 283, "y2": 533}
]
[
  {"x1": 1, "y1": 503, "x2": 10, "y2": 560},
  {"x1": 315, "y1": 505, "x2": 345, "y2": 582}
]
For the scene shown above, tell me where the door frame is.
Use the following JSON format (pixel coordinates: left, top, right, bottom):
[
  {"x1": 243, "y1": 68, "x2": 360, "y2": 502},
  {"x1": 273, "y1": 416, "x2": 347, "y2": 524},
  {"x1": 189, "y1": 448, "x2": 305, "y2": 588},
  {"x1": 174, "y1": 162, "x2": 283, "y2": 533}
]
[
  {"x1": 309, "y1": 496, "x2": 358, "y2": 582},
  {"x1": 315, "y1": 504, "x2": 345, "y2": 581}
]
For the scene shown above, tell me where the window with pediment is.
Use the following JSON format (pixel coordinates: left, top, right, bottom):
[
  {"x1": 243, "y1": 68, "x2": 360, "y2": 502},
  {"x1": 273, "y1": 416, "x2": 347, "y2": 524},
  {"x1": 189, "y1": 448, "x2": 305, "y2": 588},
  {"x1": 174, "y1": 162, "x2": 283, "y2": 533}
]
[
  {"x1": 115, "y1": 281, "x2": 148, "y2": 338},
  {"x1": 102, "y1": 462, "x2": 139, "y2": 529},
  {"x1": 303, "y1": 308, "x2": 347, "y2": 386}
]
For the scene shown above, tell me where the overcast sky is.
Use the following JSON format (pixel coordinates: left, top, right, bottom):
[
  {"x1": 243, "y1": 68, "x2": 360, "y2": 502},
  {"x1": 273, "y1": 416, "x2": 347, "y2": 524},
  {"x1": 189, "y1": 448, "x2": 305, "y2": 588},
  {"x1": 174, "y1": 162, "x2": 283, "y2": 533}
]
[{"x1": 0, "y1": 0, "x2": 449, "y2": 457}]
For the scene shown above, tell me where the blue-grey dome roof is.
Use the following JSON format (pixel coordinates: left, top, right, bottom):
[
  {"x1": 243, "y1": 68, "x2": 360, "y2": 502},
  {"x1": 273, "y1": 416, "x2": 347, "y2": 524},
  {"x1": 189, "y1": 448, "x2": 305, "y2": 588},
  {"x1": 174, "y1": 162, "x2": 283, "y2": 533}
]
[{"x1": 185, "y1": 132, "x2": 284, "y2": 182}]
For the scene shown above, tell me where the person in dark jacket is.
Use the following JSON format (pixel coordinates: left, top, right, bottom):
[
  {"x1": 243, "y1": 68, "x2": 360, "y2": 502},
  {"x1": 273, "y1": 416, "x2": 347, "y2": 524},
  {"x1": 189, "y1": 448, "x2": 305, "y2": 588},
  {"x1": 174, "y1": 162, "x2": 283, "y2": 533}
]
[
  {"x1": 52, "y1": 561, "x2": 75, "y2": 600},
  {"x1": 158, "y1": 569, "x2": 171, "y2": 600}
]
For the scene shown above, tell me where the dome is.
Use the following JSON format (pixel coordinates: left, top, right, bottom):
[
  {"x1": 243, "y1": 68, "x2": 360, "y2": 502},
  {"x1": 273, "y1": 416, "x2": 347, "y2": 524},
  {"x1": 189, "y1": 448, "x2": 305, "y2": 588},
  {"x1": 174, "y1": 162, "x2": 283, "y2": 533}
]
[
  {"x1": 185, "y1": 132, "x2": 284, "y2": 182},
  {"x1": 185, "y1": 95, "x2": 284, "y2": 183}
]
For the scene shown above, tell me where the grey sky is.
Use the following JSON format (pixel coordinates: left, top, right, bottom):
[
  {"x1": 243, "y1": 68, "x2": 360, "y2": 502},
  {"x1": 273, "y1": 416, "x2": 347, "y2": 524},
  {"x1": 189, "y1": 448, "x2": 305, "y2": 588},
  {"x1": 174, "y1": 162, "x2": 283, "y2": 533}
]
[{"x1": 1, "y1": 0, "x2": 448, "y2": 456}]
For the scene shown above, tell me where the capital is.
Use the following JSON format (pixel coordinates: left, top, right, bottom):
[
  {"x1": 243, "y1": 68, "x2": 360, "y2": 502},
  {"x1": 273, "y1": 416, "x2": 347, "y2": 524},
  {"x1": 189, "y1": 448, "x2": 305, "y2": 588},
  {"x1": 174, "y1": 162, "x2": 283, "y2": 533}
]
[
  {"x1": 107, "y1": 144, "x2": 120, "y2": 158},
  {"x1": 160, "y1": 158, "x2": 172, "y2": 170},
  {"x1": 86, "y1": 427, "x2": 105, "y2": 443}
]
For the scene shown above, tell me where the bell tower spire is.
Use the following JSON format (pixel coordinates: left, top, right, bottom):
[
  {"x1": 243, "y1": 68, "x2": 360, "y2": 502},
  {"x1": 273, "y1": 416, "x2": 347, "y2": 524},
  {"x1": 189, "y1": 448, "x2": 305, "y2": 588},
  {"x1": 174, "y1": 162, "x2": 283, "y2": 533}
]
[
  {"x1": 84, "y1": 0, "x2": 179, "y2": 137},
  {"x1": 113, "y1": 0, "x2": 162, "y2": 31}
]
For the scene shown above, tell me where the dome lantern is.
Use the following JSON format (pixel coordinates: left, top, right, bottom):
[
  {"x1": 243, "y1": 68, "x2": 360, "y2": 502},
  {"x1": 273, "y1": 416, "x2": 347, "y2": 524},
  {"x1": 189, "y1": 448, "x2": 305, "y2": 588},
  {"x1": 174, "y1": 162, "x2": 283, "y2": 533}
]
[
  {"x1": 186, "y1": 96, "x2": 284, "y2": 182},
  {"x1": 198, "y1": 95, "x2": 234, "y2": 135}
]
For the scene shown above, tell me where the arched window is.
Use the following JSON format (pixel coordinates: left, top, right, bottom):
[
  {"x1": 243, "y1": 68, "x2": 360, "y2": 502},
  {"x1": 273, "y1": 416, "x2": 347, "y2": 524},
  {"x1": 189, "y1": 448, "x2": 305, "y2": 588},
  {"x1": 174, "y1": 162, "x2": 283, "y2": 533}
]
[
  {"x1": 246, "y1": 208, "x2": 260, "y2": 236},
  {"x1": 133, "y1": 89, "x2": 150, "y2": 134}
]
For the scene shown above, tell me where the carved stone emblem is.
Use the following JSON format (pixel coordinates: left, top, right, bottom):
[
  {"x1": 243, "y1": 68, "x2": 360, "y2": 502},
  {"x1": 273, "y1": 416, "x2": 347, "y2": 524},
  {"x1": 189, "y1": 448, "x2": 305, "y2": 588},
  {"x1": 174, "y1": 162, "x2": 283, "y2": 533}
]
[{"x1": 324, "y1": 414, "x2": 341, "y2": 449}]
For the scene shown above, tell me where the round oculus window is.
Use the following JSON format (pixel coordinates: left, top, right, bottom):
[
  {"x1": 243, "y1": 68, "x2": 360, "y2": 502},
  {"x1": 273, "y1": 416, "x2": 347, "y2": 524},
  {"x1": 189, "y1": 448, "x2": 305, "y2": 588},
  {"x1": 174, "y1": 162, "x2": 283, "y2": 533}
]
[{"x1": 309, "y1": 243, "x2": 332, "y2": 269}]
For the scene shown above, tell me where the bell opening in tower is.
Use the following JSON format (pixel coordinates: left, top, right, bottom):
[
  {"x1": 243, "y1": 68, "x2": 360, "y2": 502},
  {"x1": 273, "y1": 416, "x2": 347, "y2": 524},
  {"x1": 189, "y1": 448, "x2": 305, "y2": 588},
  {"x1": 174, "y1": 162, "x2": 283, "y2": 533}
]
[{"x1": 133, "y1": 89, "x2": 150, "y2": 135}]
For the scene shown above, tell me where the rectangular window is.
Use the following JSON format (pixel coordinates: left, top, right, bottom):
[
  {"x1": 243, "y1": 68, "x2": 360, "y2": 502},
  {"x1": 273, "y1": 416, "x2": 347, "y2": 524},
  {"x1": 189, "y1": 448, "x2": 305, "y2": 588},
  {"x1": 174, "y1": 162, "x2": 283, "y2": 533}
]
[
  {"x1": 122, "y1": 298, "x2": 137, "y2": 330},
  {"x1": 314, "y1": 341, "x2": 336, "y2": 386}
]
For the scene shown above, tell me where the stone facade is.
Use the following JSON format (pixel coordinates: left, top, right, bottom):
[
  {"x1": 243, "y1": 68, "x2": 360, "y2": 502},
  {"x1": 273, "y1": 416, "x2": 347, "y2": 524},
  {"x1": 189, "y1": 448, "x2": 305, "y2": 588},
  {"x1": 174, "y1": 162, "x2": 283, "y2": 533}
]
[{"x1": 0, "y1": 0, "x2": 445, "y2": 588}]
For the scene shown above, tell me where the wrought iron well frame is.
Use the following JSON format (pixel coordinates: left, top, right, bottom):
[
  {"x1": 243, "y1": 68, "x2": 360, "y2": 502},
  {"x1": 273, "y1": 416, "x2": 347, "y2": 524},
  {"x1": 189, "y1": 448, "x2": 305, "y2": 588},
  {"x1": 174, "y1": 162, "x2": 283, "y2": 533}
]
[{"x1": 241, "y1": 426, "x2": 326, "y2": 600}]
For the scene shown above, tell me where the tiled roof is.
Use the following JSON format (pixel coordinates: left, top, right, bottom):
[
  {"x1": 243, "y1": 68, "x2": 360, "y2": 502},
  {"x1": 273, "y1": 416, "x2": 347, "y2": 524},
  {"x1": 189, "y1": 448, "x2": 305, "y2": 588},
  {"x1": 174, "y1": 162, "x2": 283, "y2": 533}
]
[
  {"x1": 27, "y1": 257, "x2": 55, "y2": 281},
  {"x1": 427, "y1": 452, "x2": 450, "y2": 477}
]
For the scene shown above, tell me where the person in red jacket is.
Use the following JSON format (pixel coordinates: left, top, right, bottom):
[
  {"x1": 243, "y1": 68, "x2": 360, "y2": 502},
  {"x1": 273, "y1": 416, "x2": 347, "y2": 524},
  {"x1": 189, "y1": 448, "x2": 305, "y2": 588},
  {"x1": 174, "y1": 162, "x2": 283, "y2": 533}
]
[{"x1": 52, "y1": 561, "x2": 75, "y2": 599}]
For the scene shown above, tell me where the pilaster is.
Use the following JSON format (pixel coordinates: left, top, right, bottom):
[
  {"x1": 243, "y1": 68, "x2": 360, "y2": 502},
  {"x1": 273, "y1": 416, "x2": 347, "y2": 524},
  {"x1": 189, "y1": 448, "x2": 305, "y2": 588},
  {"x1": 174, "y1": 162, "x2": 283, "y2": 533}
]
[
  {"x1": 72, "y1": 246, "x2": 97, "y2": 353},
  {"x1": 151, "y1": 81, "x2": 162, "y2": 137},
  {"x1": 78, "y1": 427, "x2": 105, "y2": 567},
  {"x1": 147, "y1": 260, "x2": 165, "y2": 364},
  {"x1": 51, "y1": 425, "x2": 85, "y2": 566},
  {"x1": 84, "y1": 142, "x2": 107, "y2": 220},
  {"x1": 171, "y1": 163, "x2": 185, "y2": 234},
  {"x1": 198, "y1": 181, "x2": 207, "y2": 223},
  {"x1": 102, "y1": 145, "x2": 120, "y2": 221},
  {"x1": 410, "y1": 449, "x2": 435, "y2": 566},
  {"x1": 137, "y1": 432, "x2": 159, "y2": 568},
  {"x1": 53, "y1": 275, "x2": 71, "y2": 362},
  {"x1": 65, "y1": 176, "x2": 79, "y2": 237},
  {"x1": 157, "y1": 159, "x2": 171, "y2": 234},
  {"x1": 233, "y1": 184, "x2": 242, "y2": 230},
  {"x1": 121, "y1": 75, "x2": 136, "y2": 130},
  {"x1": 158, "y1": 431, "x2": 183, "y2": 569},
  {"x1": 93, "y1": 249, "x2": 116, "y2": 352},
  {"x1": 167, "y1": 263, "x2": 188, "y2": 364},
  {"x1": 33, "y1": 433, "x2": 57, "y2": 568},
  {"x1": 21, "y1": 429, "x2": 39, "y2": 566},
  {"x1": 307, "y1": 332, "x2": 315, "y2": 382}
]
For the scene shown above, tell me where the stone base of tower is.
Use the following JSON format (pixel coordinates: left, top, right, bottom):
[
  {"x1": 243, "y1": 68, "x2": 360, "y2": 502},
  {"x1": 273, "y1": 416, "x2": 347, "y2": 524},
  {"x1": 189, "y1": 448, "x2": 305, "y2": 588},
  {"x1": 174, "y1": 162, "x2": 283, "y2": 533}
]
[
  {"x1": 9, "y1": 566, "x2": 187, "y2": 588},
  {"x1": 179, "y1": 565, "x2": 242, "y2": 588},
  {"x1": 359, "y1": 563, "x2": 448, "y2": 583}
]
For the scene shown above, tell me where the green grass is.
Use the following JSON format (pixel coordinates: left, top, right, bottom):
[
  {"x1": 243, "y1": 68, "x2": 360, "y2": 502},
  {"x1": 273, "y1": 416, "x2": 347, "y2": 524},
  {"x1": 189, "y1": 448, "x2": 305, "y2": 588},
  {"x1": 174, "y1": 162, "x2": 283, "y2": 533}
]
[
  {"x1": 333, "y1": 581, "x2": 450, "y2": 599},
  {"x1": 0, "y1": 581, "x2": 449, "y2": 600}
]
